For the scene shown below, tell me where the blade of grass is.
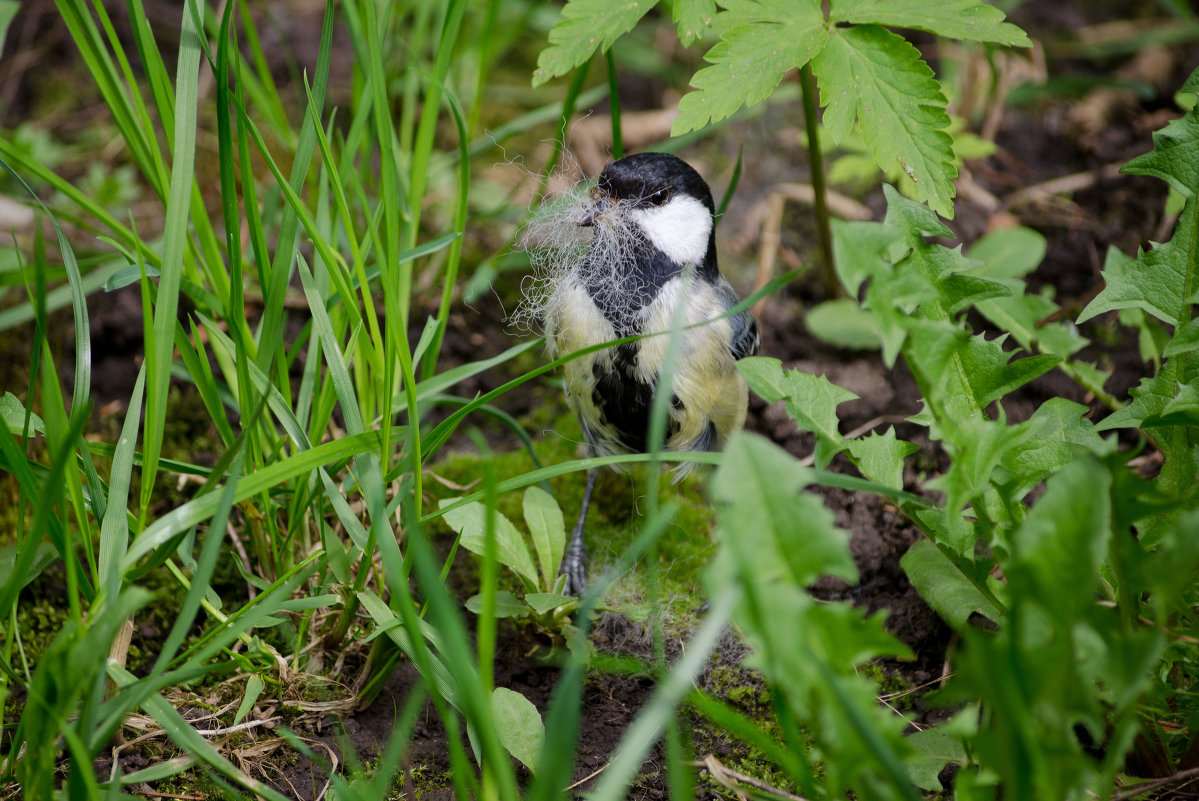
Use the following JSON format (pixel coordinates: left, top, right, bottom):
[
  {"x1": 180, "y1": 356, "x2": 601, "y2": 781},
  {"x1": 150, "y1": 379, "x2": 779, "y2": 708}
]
[{"x1": 139, "y1": 0, "x2": 203, "y2": 514}]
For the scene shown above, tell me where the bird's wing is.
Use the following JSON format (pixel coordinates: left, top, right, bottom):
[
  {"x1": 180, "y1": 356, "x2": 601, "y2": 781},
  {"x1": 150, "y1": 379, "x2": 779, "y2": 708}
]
[{"x1": 712, "y1": 275, "x2": 760, "y2": 360}]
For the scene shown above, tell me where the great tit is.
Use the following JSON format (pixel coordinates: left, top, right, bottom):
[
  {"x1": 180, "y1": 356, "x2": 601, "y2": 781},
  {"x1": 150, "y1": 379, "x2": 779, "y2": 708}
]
[{"x1": 537, "y1": 152, "x2": 759, "y2": 594}]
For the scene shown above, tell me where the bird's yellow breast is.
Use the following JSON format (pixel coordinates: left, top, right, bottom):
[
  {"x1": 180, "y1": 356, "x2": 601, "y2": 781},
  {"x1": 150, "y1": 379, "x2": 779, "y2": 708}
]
[{"x1": 545, "y1": 275, "x2": 747, "y2": 458}]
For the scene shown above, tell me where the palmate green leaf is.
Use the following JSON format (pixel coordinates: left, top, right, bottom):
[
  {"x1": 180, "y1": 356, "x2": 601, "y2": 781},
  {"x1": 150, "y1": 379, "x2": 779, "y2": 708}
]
[
  {"x1": 532, "y1": 0, "x2": 656, "y2": 87},
  {"x1": 812, "y1": 27, "x2": 955, "y2": 217},
  {"x1": 492, "y1": 688, "x2": 545, "y2": 772},
  {"x1": 440, "y1": 500, "x2": 540, "y2": 589},
  {"x1": 737, "y1": 356, "x2": 858, "y2": 469},
  {"x1": 829, "y1": 0, "x2": 1030, "y2": 46},
  {"x1": 672, "y1": 0, "x2": 828, "y2": 134},
  {"x1": 674, "y1": 0, "x2": 717, "y2": 45},
  {"x1": 848, "y1": 427, "x2": 917, "y2": 489}
]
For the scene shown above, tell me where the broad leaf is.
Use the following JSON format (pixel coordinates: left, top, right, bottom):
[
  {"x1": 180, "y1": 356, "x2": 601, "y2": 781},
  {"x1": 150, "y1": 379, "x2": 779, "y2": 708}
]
[
  {"x1": 1, "y1": 391, "x2": 45, "y2": 435},
  {"x1": 906, "y1": 725, "x2": 968, "y2": 791},
  {"x1": 466, "y1": 591, "x2": 530, "y2": 619},
  {"x1": 806, "y1": 298, "x2": 883, "y2": 350},
  {"x1": 901, "y1": 538, "x2": 1002, "y2": 628},
  {"x1": 491, "y1": 688, "x2": 545, "y2": 772},
  {"x1": 523, "y1": 486, "x2": 565, "y2": 589},
  {"x1": 1001, "y1": 399, "x2": 1113, "y2": 492},
  {"x1": 440, "y1": 500, "x2": 540, "y2": 589},
  {"x1": 710, "y1": 432, "x2": 857, "y2": 586},
  {"x1": 1011, "y1": 457, "x2": 1112, "y2": 621},
  {"x1": 525, "y1": 592, "x2": 575, "y2": 615},
  {"x1": 813, "y1": 27, "x2": 956, "y2": 217}
]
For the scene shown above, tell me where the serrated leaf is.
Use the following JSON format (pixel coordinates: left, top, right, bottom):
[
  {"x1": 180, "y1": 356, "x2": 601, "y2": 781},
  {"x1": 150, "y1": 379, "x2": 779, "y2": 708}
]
[
  {"x1": 1121, "y1": 102, "x2": 1199, "y2": 199},
  {"x1": 848, "y1": 427, "x2": 918, "y2": 488},
  {"x1": 2, "y1": 392, "x2": 45, "y2": 435},
  {"x1": 813, "y1": 28, "x2": 956, "y2": 218},
  {"x1": 672, "y1": 0, "x2": 828, "y2": 134},
  {"x1": 1079, "y1": 199, "x2": 1198, "y2": 328},
  {"x1": 440, "y1": 500, "x2": 540, "y2": 589},
  {"x1": 882, "y1": 183, "x2": 953, "y2": 239},
  {"x1": 674, "y1": 0, "x2": 717, "y2": 45},
  {"x1": 523, "y1": 486, "x2": 565, "y2": 589},
  {"x1": 532, "y1": 0, "x2": 656, "y2": 87},
  {"x1": 926, "y1": 416, "x2": 1034, "y2": 553},
  {"x1": 738, "y1": 357, "x2": 858, "y2": 468},
  {"x1": 830, "y1": 0, "x2": 1030, "y2": 46},
  {"x1": 1001, "y1": 399, "x2": 1113, "y2": 492},
  {"x1": 901, "y1": 539, "x2": 1003, "y2": 629},
  {"x1": 956, "y1": 333, "x2": 1059, "y2": 408},
  {"x1": 711, "y1": 432, "x2": 857, "y2": 586},
  {"x1": 466, "y1": 591, "x2": 530, "y2": 619},
  {"x1": 805, "y1": 298, "x2": 882, "y2": 350},
  {"x1": 1097, "y1": 366, "x2": 1199, "y2": 431},
  {"x1": 830, "y1": 218, "x2": 904, "y2": 296},
  {"x1": 491, "y1": 688, "x2": 545, "y2": 772}
]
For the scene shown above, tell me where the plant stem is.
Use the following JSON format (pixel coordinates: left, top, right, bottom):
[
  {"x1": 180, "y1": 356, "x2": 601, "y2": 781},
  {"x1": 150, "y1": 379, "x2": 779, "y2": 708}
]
[{"x1": 799, "y1": 63, "x2": 838, "y2": 297}]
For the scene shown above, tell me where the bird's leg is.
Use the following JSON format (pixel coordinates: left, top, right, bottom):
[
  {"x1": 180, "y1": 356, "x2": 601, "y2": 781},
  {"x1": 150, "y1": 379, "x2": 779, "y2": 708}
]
[{"x1": 562, "y1": 470, "x2": 596, "y2": 596}]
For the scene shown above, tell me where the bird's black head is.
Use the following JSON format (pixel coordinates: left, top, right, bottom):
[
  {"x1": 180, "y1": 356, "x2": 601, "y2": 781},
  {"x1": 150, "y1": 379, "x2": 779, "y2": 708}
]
[{"x1": 594, "y1": 152, "x2": 716, "y2": 215}]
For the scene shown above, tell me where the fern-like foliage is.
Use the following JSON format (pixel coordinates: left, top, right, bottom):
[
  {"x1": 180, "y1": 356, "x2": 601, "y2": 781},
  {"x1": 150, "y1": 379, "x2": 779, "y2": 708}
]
[{"x1": 535, "y1": 0, "x2": 1027, "y2": 217}]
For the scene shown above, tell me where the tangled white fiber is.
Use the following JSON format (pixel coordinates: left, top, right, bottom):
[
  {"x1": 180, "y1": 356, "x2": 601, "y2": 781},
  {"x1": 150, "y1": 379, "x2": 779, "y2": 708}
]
[{"x1": 511, "y1": 179, "x2": 655, "y2": 335}]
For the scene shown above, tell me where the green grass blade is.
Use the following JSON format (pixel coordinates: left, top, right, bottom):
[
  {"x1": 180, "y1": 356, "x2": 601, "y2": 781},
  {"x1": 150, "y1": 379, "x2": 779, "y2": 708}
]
[{"x1": 140, "y1": 0, "x2": 203, "y2": 512}]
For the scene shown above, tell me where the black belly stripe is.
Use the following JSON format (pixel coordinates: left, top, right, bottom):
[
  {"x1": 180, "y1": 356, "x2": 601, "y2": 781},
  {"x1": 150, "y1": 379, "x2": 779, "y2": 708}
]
[{"x1": 591, "y1": 342, "x2": 653, "y2": 453}]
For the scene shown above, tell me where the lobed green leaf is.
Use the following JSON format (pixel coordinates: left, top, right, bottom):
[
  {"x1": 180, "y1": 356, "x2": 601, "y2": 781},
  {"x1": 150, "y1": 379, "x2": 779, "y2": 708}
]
[
  {"x1": 813, "y1": 27, "x2": 955, "y2": 217},
  {"x1": 673, "y1": 0, "x2": 828, "y2": 134},
  {"x1": 532, "y1": 0, "x2": 656, "y2": 87},
  {"x1": 829, "y1": 0, "x2": 1030, "y2": 46}
]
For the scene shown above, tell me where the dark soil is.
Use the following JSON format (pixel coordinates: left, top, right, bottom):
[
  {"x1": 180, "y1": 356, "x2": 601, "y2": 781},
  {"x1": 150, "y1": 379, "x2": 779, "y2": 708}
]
[{"x1": 3, "y1": 0, "x2": 1198, "y2": 797}]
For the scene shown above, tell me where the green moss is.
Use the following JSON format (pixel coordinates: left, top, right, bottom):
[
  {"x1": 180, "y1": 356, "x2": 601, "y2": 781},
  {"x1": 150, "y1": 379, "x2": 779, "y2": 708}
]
[{"x1": 430, "y1": 405, "x2": 722, "y2": 638}]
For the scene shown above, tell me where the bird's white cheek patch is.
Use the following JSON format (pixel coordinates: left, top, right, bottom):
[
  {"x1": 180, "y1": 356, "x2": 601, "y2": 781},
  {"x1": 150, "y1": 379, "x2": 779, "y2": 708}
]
[{"x1": 630, "y1": 195, "x2": 712, "y2": 266}]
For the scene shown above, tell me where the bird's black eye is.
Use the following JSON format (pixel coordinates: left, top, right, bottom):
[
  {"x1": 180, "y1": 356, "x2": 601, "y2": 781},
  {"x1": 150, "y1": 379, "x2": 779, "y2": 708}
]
[{"x1": 644, "y1": 188, "x2": 669, "y2": 207}]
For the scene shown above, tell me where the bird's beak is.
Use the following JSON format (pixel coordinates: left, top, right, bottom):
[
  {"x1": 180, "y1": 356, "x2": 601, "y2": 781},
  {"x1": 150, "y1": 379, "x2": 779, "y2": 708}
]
[{"x1": 579, "y1": 187, "x2": 610, "y2": 227}]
